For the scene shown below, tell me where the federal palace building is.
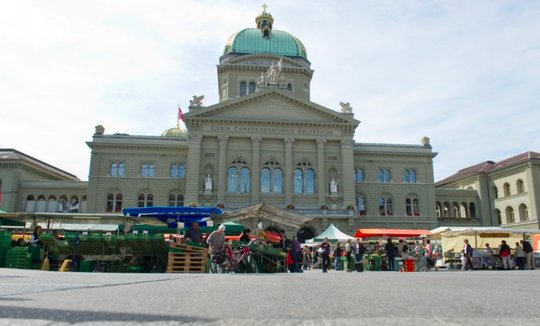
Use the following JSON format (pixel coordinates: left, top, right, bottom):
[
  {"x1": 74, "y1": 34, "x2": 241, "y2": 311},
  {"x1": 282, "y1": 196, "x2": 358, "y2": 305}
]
[{"x1": 1, "y1": 8, "x2": 539, "y2": 239}]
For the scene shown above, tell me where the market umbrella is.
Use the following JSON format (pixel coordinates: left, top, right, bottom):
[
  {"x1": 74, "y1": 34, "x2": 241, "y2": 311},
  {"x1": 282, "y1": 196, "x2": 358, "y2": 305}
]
[{"x1": 353, "y1": 228, "x2": 432, "y2": 238}]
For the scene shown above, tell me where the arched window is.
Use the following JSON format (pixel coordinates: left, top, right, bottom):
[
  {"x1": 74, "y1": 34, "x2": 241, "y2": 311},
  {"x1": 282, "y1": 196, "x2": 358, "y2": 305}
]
[
  {"x1": 227, "y1": 159, "x2": 250, "y2": 193},
  {"x1": 506, "y1": 206, "x2": 515, "y2": 223},
  {"x1": 260, "y1": 160, "x2": 282, "y2": 193},
  {"x1": 227, "y1": 167, "x2": 238, "y2": 193},
  {"x1": 355, "y1": 168, "x2": 365, "y2": 183},
  {"x1": 460, "y1": 202, "x2": 468, "y2": 218},
  {"x1": 517, "y1": 179, "x2": 525, "y2": 194},
  {"x1": 503, "y1": 183, "x2": 511, "y2": 197},
  {"x1": 138, "y1": 193, "x2": 153, "y2": 207},
  {"x1": 404, "y1": 169, "x2": 417, "y2": 183},
  {"x1": 452, "y1": 202, "x2": 459, "y2": 218},
  {"x1": 378, "y1": 169, "x2": 391, "y2": 183},
  {"x1": 495, "y1": 209, "x2": 502, "y2": 225},
  {"x1": 519, "y1": 204, "x2": 528, "y2": 221},
  {"x1": 357, "y1": 196, "x2": 367, "y2": 215},
  {"x1": 293, "y1": 168, "x2": 303, "y2": 194},
  {"x1": 443, "y1": 202, "x2": 450, "y2": 217},
  {"x1": 405, "y1": 198, "x2": 412, "y2": 216},
  {"x1": 141, "y1": 162, "x2": 155, "y2": 177},
  {"x1": 493, "y1": 186, "x2": 499, "y2": 199},
  {"x1": 436, "y1": 202, "x2": 442, "y2": 218},
  {"x1": 248, "y1": 82, "x2": 256, "y2": 94},
  {"x1": 240, "y1": 167, "x2": 250, "y2": 193},
  {"x1": 168, "y1": 193, "x2": 184, "y2": 207},
  {"x1": 294, "y1": 161, "x2": 315, "y2": 194},
  {"x1": 111, "y1": 162, "x2": 125, "y2": 177},
  {"x1": 261, "y1": 168, "x2": 271, "y2": 193},
  {"x1": 413, "y1": 198, "x2": 420, "y2": 216},
  {"x1": 68, "y1": 196, "x2": 80, "y2": 212},
  {"x1": 469, "y1": 203, "x2": 476, "y2": 218},
  {"x1": 106, "y1": 193, "x2": 122, "y2": 212},
  {"x1": 141, "y1": 164, "x2": 148, "y2": 177},
  {"x1": 170, "y1": 164, "x2": 185, "y2": 178},
  {"x1": 239, "y1": 81, "x2": 247, "y2": 96},
  {"x1": 379, "y1": 195, "x2": 393, "y2": 216}
]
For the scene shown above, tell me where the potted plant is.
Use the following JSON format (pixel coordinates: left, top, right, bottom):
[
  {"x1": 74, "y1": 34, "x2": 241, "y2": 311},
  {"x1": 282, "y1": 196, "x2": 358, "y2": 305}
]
[
  {"x1": 216, "y1": 203, "x2": 225, "y2": 209},
  {"x1": 286, "y1": 204, "x2": 295, "y2": 210},
  {"x1": 320, "y1": 205, "x2": 328, "y2": 214},
  {"x1": 346, "y1": 205, "x2": 355, "y2": 216},
  {"x1": 189, "y1": 202, "x2": 197, "y2": 207}
]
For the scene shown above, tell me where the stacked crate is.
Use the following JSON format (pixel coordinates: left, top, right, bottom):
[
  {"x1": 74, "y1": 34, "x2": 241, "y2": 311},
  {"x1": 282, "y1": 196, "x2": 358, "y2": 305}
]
[
  {"x1": 5, "y1": 246, "x2": 31, "y2": 269},
  {"x1": 166, "y1": 243, "x2": 208, "y2": 273},
  {"x1": 0, "y1": 231, "x2": 12, "y2": 267}
]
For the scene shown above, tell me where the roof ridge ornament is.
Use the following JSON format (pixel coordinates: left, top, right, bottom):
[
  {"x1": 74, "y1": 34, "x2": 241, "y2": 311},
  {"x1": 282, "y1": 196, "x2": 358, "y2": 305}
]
[{"x1": 256, "y1": 4, "x2": 273, "y2": 38}]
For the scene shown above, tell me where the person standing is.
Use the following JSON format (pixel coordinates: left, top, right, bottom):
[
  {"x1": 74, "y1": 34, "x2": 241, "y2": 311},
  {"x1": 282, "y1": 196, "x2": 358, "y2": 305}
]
[
  {"x1": 499, "y1": 240, "x2": 512, "y2": 270},
  {"x1": 463, "y1": 239, "x2": 473, "y2": 271},
  {"x1": 521, "y1": 240, "x2": 534, "y2": 270},
  {"x1": 302, "y1": 246, "x2": 312, "y2": 270},
  {"x1": 413, "y1": 240, "x2": 426, "y2": 272},
  {"x1": 238, "y1": 228, "x2": 251, "y2": 243},
  {"x1": 385, "y1": 238, "x2": 396, "y2": 271},
  {"x1": 206, "y1": 224, "x2": 226, "y2": 258},
  {"x1": 186, "y1": 222, "x2": 203, "y2": 244},
  {"x1": 319, "y1": 237, "x2": 331, "y2": 273},
  {"x1": 514, "y1": 242, "x2": 526, "y2": 270},
  {"x1": 353, "y1": 238, "x2": 366, "y2": 272},
  {"x1": 344, "y1": 239, "x2": 353, "y2": 272},
  {"x1": 333, "y1": 242, "x2": 343, "y2": 271}
]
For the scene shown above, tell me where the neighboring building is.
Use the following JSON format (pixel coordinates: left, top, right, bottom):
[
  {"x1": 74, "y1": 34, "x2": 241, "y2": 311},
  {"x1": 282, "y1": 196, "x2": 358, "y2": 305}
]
[
  {"x1": 435, "y1": 152, "x2": 540, "y2": 229},
  {"x1": 0, "y1": 149, "x2": 87, "y2": 213}
]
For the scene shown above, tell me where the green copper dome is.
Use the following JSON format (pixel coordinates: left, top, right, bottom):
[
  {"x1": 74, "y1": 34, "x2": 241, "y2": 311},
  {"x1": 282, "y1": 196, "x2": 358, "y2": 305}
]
[{"x1": 224, "y1": 28, "x2": 307, "y2": 59}]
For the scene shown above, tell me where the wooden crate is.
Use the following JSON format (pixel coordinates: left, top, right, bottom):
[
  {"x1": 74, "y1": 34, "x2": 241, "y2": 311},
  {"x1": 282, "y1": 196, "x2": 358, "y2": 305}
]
[
  {"x1": 170, "y1": 243, "x2": 209, "y2": 254},
  {"x1": 166, "y1": 252, "x2": 207, "y2": 273}
]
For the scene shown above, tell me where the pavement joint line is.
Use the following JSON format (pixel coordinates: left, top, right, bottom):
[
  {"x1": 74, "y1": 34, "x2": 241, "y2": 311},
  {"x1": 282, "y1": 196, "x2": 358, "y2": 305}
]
[{"x1": 0, "y1": 274, "x2": 205, "y2": 298}]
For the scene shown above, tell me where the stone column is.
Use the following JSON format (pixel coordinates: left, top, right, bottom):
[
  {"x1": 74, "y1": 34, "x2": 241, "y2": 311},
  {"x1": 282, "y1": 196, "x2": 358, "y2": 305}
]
[
  {"x1": 251, "y1": 136, "x2": 262, "y2": 204},
  {"x1": 284, "y1": 137, "x2": 295, "y2": 206},
  {"x1": 217, "y1": 135, "x2": 229, "y2": 205},
  {"x1": 184, "y1": 134, "x2": 203, "y2": 205},
  {"x1": 316, "y1": 138, "x2": 327, "y2": 206},
  {"x1": 341, "y1": 138, "x2": 355, "y2": 209}
]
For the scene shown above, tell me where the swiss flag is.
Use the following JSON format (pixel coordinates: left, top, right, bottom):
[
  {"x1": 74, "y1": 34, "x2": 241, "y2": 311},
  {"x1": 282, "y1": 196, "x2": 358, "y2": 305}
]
[{"x1": 178, "y1": 106, "x2": 184, "y2": 121}]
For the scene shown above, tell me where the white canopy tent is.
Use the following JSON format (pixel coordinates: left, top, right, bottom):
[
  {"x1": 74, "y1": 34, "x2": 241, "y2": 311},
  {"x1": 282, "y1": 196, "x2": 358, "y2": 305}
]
[{"x1": 307, "y1": 224, "x2": 355, "y2": 243}]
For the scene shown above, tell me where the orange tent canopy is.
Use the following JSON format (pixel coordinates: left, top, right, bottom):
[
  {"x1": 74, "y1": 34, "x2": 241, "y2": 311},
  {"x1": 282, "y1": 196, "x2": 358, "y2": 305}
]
[{"x1": 354, "y1": 228, "x2": 432, "y2": 238}]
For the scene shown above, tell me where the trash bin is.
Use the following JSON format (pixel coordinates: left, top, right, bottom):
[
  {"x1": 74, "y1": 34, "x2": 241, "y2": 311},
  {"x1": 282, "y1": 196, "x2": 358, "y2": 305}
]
[
  {"x1": 404, "y1": 259, "x2": 415, "y2": 272},
  {"x1": 368, "y1": 254, "x2": 382, "y2": 271}
]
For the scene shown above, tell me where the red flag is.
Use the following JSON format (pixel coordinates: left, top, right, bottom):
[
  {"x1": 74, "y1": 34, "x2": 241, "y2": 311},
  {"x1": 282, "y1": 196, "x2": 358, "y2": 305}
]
[{"x1": 178, "y1": 106, "x2": 184, "y2": 121}]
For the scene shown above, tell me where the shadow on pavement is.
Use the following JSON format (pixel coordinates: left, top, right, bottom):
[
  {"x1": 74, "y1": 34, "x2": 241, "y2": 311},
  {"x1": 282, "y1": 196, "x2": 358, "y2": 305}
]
[{"x1": 0, "y1": 306, "x2": 214, "y2": 323}]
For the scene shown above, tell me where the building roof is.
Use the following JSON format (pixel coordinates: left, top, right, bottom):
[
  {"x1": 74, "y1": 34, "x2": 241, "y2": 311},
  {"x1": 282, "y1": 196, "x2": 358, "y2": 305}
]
[
  {"x1": 436, "y1": 151, "x2": 540, "y2": 186},
  {"x1": 0, "y1": 148, "x2": 79, "y2": 180},
  {"x1": 223, "y1": 28, "x2": 308, "y2": 59}
]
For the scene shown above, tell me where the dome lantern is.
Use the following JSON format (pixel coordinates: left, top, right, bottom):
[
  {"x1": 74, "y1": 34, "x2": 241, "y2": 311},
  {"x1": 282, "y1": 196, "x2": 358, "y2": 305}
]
[{"x1": 255, "y1": 4, "x2": 273, "y2": 38}]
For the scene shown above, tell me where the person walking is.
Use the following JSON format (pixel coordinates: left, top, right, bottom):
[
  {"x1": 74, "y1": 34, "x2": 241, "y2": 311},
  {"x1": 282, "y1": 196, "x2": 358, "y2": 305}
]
[
  {"x1": 521, "y1": 240, "x2": 534, "y2": 270},
  {"x1": 302, "y1": 246, "x2": 312, "y2": 270},
  {"x1": 499, "y1": 240, "x2": 512, "y2": 270},
  {"x1": 463, "y1": 239, "x2": 473, "y2": 271},
  {"x1": 424, "y1": 239, "x2": 433, "y2": 271},
  {"x1": 344, "y1": 239, "x2": 353, "y2": 272},
  {"x1": 385, "y1": 238, "x2": 396, "y2": 271},
  {"x1": 319, "y1": 237, "x2": 331, "y2": 273},
  {"x1": 514, "y1": 242, "x2": 526, "y2": 270}
]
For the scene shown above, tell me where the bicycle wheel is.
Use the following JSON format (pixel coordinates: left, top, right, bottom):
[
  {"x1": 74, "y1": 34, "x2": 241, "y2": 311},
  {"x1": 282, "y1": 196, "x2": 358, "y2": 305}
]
[
  {"x1": 208, "y1": 259, "x2": 219, "y2": 274},
  {"x1": 222, "y1": 256, "x2": 233, "y2": 273}
]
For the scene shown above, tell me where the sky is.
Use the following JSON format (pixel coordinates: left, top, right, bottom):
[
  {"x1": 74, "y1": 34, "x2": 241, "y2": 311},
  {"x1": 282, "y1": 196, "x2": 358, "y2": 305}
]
[{"x1": 1, "y1": 0, "x2": 539, "y2": 182}]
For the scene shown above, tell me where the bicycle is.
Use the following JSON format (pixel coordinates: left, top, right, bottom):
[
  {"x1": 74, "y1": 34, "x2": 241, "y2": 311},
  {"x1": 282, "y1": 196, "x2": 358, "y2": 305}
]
[{"x1": 209, "y1": 241, "x2": 258, "y2": 274}]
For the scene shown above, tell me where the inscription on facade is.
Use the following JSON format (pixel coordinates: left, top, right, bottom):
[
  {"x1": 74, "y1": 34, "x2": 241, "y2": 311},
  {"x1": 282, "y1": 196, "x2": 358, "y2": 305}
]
[{"x1": 210, "y1": 125, "x2": 333, "y2": 135}]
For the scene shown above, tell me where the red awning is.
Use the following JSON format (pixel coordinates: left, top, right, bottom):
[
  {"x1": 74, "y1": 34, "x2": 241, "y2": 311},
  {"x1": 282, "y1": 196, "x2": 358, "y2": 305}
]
[{"x1": 354, "y1": 228, "x2": 432, "y2": 238}]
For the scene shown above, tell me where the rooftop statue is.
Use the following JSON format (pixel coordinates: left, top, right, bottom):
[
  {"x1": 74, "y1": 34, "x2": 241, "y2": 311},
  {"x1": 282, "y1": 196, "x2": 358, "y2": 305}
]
[
  {"x1": 339, "y1": 102, "x2": 353, "y2": 114},
  {"x1": 190, "y1": 95, "x2": 205, "y2": 107}
]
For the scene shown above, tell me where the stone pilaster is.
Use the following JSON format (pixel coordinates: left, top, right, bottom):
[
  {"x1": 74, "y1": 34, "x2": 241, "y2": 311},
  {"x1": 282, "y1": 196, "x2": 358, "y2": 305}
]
[
  {"x1": 284, "y1": 137, "x2": 295, "y2": 206},
  {"x1": 341, "y1": 138, "x2": 355, "y2": 209},
  {"x1": 217, "y1": 135, "x2": 229, "y2": 205},
  {"x1": 251, "y1": 136, "x2": 262, "y2": 204},
  {"x1": 316, "y1": 138, "x2": 327, "y2": 206},
  {"x1": 184, "y1": 134, "x2": 203, "y2": 205}
]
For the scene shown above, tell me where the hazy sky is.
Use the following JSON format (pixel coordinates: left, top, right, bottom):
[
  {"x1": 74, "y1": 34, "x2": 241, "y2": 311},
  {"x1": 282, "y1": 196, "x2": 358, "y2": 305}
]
[{"x1": 1, "y1": 0, "x2": 539, "y2": 182}]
